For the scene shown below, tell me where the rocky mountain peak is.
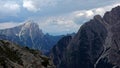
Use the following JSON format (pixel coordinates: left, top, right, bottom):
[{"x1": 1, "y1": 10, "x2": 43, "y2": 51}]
[
  {"x1": 19, "y1": 20, "x2": 44, "y2": 37},
  {"x1": 50, "y1": 6, "x2": 120, "y2": 68},
  {"x1": 0, "y1": 20, "x2": 62, "y2": 53},
  {"x1": 111, "y1": 6, "x2": 120, "y2": 14},
  {"x1": 103, "y1": 6, "x2": 120, "y2": 25},
  {"x1": 23, "y1": 20, "x2": 39, "y2": 29}
]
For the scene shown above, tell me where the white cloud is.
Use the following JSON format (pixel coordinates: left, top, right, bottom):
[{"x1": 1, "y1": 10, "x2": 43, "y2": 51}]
[
  {"x1": 3, "y1": 3, "x2": 20, "y2": 11},
  {"x1": 23, "y1": 0, "x2": 57, "y2": 12},
  {"x1": 94, "y1": 8, "x2": 105, "y2": 15},
  {"x1": 33, "y1": 16, "x2": 80, "y2": 35},
  {"x1": 0, "y1": 1, "x2": 20, "y2": 18},
  {"x1": 26, "y1": 2, "x2": 120, "y2": 35},
  {"x1": 76, "y1": 13, "x2": 84, "y2": 17},
  {"x1": 0, "y1": 22, "x2": 23, "y2": 29},
  {"x1": 73, "y1": 3, "x2": 120, "y2": 24},
  {"x1": 85, "y1": 10, "x2": 94, "y2": 18},
  {"x1": 23, "y1": 0, "x2": 38, "y2": 12},
  {"x1": 0, "y1": 0, "x2": 120, "y2": 35}
]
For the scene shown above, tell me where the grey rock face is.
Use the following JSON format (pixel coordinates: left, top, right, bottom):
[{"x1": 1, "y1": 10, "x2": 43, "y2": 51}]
[
  {"x1": 0, "y1": 21, "x2": 62, "y2": 53},
  {"x1": 50, "y1": 36, "x2": 72, "y2": 68},
  {"x1": 51, "y1": 6, "x2": 120, "y2": 68},
  {"x1": 61, "y1": 15, "x2": 107, "y2": 68}
]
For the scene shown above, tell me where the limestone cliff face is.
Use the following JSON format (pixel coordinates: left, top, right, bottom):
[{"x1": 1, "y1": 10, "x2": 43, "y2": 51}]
[
  {"x1": 0, "y1": 40, "x2": 55, "y2": 68},
  {"x1": 51, "y1": 6, "x2": 120, "y2": 68},
  {"x1": 96, "y1": 6, "x2": 120, "y2": 68},
  {"x1": 61, "y1": 15, "x2": 107, "y2": 68},
  {"x1": 0, "y1": 21, "x2": 62, "y2": 53},
  {"x1": 50, "y1": 36, "x2": 72, "y2": 68}
]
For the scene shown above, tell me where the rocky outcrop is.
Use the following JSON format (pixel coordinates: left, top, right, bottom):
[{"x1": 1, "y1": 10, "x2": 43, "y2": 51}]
[
  {"x1": 0, "y1": 40, "x2": 55, "y2": 68},
  {"x1": 51, "y1": 6, "x2": 120, "y2": 68},
  {"x1": 50, "y1": 36, "x2": 72, "y2": 68},
  {"x1": 59, "y1": 15, "x2": 107, "y2": 68}
]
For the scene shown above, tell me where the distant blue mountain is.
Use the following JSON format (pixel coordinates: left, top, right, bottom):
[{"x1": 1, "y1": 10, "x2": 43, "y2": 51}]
[{"x1": 0, "y1": 20, "x2": 62, "y2": 53}]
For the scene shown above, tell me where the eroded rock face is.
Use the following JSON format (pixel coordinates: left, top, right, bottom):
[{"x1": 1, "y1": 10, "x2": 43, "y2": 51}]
[
  {"x1": 50, "y1": 36, "x2": 72, "y2": 68},
  {"x1": 51, "y1": 6, "x2": 120, "y2": 68},
  {"x1": 0, "y1": 40, "x2": 55, "y2": 68},
  {"x1": 98, "y1": 6, "x2": 120, "y2": 68},
  {"x1": 0, "y1": 21, "x2": 62, "y2": 53},
  {"x1": 63, "y1": 15, "x2": 107, "y2": 68}
]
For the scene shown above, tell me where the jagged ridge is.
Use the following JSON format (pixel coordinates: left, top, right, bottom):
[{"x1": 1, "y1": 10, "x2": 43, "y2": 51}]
[{"x1": 50, "y1": 6, "x2": 120, "y2": 68}]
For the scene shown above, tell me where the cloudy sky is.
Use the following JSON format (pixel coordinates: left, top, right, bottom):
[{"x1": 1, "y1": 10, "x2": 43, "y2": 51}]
[{"x1": 0, "y1": 0, "x2": 120, "y2": 35}]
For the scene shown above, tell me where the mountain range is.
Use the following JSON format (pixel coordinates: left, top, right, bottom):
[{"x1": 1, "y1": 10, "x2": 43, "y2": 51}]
[
  {"x1": 0, "y1": 20, "x2": 62, "y2": 53},
  {"x1": 50, "y1": 6, "x2": 120, "y2": 68},
  {"x1": 0, "y1": 5, "x2": 120, "y2": 68}
]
